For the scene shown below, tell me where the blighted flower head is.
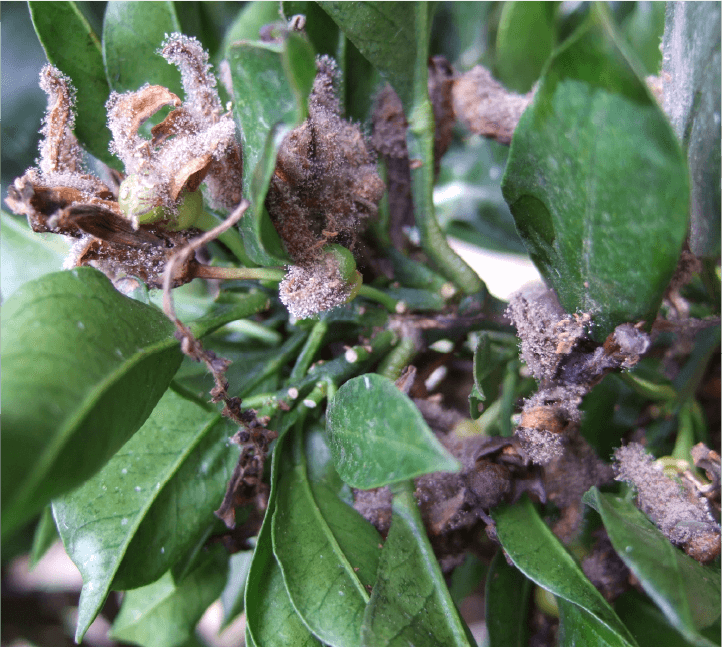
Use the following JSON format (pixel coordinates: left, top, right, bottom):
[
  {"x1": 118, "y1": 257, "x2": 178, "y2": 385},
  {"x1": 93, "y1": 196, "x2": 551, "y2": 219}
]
[
  {"x1": 5, "y1": 34, "x2": 242, "y2": 289},
  {"x1": 267, "y1": 55, "x2": 384, "y2": 264},
  {"x1": 107, "y1": 33, "x2": 242, "y2": 216}
]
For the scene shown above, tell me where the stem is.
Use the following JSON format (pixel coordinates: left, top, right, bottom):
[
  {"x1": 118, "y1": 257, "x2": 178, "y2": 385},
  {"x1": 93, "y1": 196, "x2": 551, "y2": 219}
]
[
  {"x1": 406, "y1": 4, "x2": 484, "y2": 296},
  {"x1": 195, "y1": 209, "x2": 255, "y2": 267},
  {"x1": 377, "y1": 337, "x2": 417, "y2": 381},
  {"x1": 192, "y1": 265, "x2": 286, "y2": 282},
  {"x1": 357, "y1": 284, "x2": 402, "y2": 312},
  {"x1": 288, "y1": 320, "x2": 328, "y2": 383}
]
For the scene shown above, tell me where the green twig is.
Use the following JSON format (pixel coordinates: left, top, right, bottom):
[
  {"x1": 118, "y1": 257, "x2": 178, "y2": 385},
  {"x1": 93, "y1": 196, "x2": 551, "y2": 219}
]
[
  {"x1": 405, "y1": 3, "x2": 484, "y2": 296},
  {"x1": 288, "y1": 320, "x2": 328, "y2": 383},
  {"x1": 357, "y1": 284, "x2": 402, "y2": 312},
  {"x1": 193, "y1": 265, "x2": 286, "y2": 282},
  {"x1": 377, "y1": 337, "x2": 417, "y2": 381}
]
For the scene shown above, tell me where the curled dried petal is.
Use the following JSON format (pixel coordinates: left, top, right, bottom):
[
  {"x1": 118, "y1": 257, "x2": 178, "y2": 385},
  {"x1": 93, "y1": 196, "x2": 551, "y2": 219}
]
[
  {"x1": 106, "y1": 84, "x2": 182, "y2": 172},
  {"x1": 38, "y1": 65, "x2": 84, "y2": 176},
  {"x1": 160, "y1": 33, "x2": 221, "y2": 124}
]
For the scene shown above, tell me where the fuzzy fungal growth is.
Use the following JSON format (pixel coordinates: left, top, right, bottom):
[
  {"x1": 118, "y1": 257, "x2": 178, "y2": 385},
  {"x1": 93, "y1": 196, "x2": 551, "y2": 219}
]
[
  {"x1": 279, "y1": 244, "x2": 362, "y2": 319},
  {"x1": 506, "y1": 283, "x2": 651, "y2": 465},
  {"x1": 614, "y1": 443, "x2": 721, "y2": 563},
  {"x1": 5, "y1": 35, "x2": 242, "y2": 289},
  {"x1": 268, "y1": 55, "x2": 384, "y2": 318},
  {"x1": 267, "y1": 56, "x2": 384, "y2": 263}
]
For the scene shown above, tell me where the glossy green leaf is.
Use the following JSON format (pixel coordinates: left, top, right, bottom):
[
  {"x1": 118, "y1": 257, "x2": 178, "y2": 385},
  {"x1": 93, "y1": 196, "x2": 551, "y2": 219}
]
[
  {"x1": 220, "y1": 550, "x2": 253, "y2": 629},
  {"x1": 282, "y1": 1, "x2": 340, "y2": 59},
  {"x1": 0, "y1": 212, "x2": 70, "y2": 302},
  {"x1": 558, "y1": 596, "x2": 636, "y2": 647},
  {"x1": 245, "y1": 434, "x2": 322, "y2": 647},
  {"x1": 618, "y1": 2, "x2": 665, "y2": 76},
  {"x1": 319, "y1": 1, "x2": 417, "y2": 110},
  {"x1": 485, "y1": 550, "x2": 532, "y2": 647},
  {"x1": 282, "y1": 32, "x2": 317, "y2": 122},
  {"x1": 492, "y1": 496, "x2": 638, "y2": 646},
  {"x1": 326, "y1": 374, "x2": 461, "y2": 489},
  {"x1": 29, "y1": 505, "x2": 59, "y2": 570},
  {"x1": 502, "y1": 6, "x2": 689, "y2": 341},
  {"x1": 110, "y1": 547, "x2": 228, "y2": 647},
  {"x1": 28, "y1": 1, "x2": 119, "y2": 169},
  {"x1": 360, "y1": 480, "x2": 473, "y2": 647},
  {"x1": 615, "y1": 590, "x2": 719, "y2": 647},
  {"x1": 227, "y1": 41, "x2": 296, "y2": 265},
  {"x1": 662, "y1": 2, "x2": 721, "y2": 259},
  {"x1": 220, "y1": 1, "x2": 281, "y2": 56},
  {"x1": 583, "y1": 488, "x2": 721, "y2": 647},
  {"x1": 495, "y1": 1, "x2": 556, "y2": 93},
  {"x1": 272, "y1": 427, "x2": 382, "y2": 647},
  {"x1": 1, "y1": 268, "x2": 182, "y2": 537},
  {"x1": 52, "y1": 388, "x2": 236, "y2": 641},
  {"x1": 103, "y1": 1, "x2": 183, "y2": 95}
]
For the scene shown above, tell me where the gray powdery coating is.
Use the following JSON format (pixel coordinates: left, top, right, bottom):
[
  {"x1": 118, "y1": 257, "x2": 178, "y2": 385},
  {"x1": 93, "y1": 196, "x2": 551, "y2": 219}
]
[
  {"x1": 505, "y1": 283, "x2": 587, "y2": 383},
  {"x1": 279, "y1": 258, "x2": 354, "y2": 319},
  {"x1": 614, "y1": 443, "x2": 719, "y2": 546}
]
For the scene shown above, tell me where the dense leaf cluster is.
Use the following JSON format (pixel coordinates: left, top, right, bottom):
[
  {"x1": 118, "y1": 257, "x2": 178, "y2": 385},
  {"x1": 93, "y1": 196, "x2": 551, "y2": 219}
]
[{"x1": 2, "y1": 3, "x2": 720, "y2": 647}]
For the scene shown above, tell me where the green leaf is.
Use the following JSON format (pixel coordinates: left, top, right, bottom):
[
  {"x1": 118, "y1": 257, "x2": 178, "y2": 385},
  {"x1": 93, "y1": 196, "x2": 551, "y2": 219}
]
[
  {"x1": 220, "y1": 1, "x2": 281, "y2": 56},
  {"x1": 618, "y1": 1, "x2": 665, "y2": 76},
  {"x1": 558, "y1": 596, "x2": 637, "y2": 647},
  {"x1": 501, "y1": 6, "x2": 689, "y2": 341},
  {"x1": 110, "y1": 547, "x2": 228, "y2": 647},
  {"x1": 583, "y1": 488, "x2": 721, "y2": 647},
  {"x1": 227, "y1": 41, "x2": 297, "y2": 265},
  {"x1": 1, "y1": 267, "x2": 182, "y2": 538},
  {"x1": 326, "y1": 374, "x2": 461, "y2": 489},
  {"x1": 272, "y1": 427, "x2": 382, "y2": 647},
  {"x1": 52, "y1": 388, "x2": 237, "y2": 642},
  {"x1": 28, "y1": 1, "x2": 119, "y2": 169},
  {"x1": 485, "y1": 550, "x2": 532, "y2": 647},
  {"x1": 0, "y1": 212, "x2": 70, "y2": 302},
  {"x1": 220, "y1": 550, "x2": 253, "y2": 629},
  {"x1": 29, "y1": 505, "x2": 59, "y2": 570},
  {"x1": 103, "y1": 1, "x2": 183, "y2": 95},
  {"x1": 492, "y1": 496, "x2": 638, "y2": 647},
  {"x1": 615, "y1": 590, "x2": 718, "y2": 647},
  {"x1": 245, "y1": 434, "x2": 322, "y2": 647},
  {"x1": 495, "y1": 1, "x2": 556, "y2": 93},
  {"x1": 360, "y1": 480, "x2": 473, "y2": 647},
  {"x1": 282, "y1": 32, "x2": 317, "y2": 122},
  {"x1": 319, "y1": 1, "x2": 417, "y2": 110},
  {"x1": 662, "y1": 2, "x2": 721, "y2": 259},
  {"x1": 282, "y1": 2, "x2": 340, "y2": 59}
]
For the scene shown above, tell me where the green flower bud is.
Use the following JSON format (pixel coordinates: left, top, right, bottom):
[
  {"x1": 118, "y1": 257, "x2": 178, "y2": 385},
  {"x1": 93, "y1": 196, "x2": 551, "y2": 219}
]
[
  {"x1": 118, "y1": 174, "x2": 165, "y2": 225},
  {"x1": 165, "y1": 189, "x2": 203, "y2": 231},
  {"x1": 118, "y1": 174, "x2": 202, "y2": 231}
]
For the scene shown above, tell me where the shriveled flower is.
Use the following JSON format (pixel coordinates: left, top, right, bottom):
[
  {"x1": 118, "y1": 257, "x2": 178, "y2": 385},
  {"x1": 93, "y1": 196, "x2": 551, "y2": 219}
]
[
  {"x1": 279, "y1": 244, "x2": 362, "y2": 319},
  {"x1": 5, "y1": 34, "x2": 242, "y2": 289},
  {"x1": 268, "y1": 56, "x2": 384, "y2": 318}
]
